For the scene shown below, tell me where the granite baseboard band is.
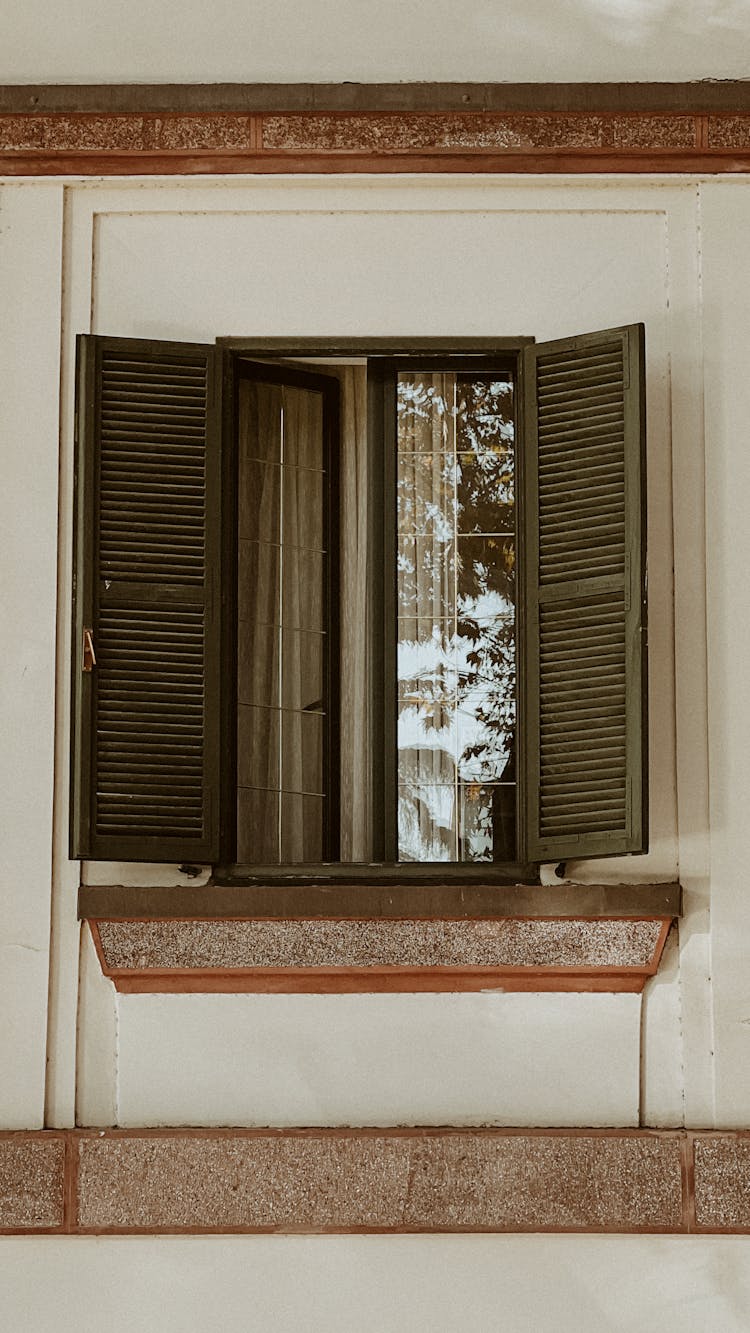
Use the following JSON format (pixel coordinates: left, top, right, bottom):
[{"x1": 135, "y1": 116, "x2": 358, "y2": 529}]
[
  {"x1": 4, "y1": 1129, "x2": 750, "y2": 1235},
  {"x1": 87, "y1": 917, "x2": 673, "y2": 994},
  {"x1": 2, "y1": 107, "x2": 750, "y2": 173}
]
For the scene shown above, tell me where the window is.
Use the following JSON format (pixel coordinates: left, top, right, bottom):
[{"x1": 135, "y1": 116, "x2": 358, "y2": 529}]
[{"x1": 70, "y1": 329, "x2": 647, "y2": 878}]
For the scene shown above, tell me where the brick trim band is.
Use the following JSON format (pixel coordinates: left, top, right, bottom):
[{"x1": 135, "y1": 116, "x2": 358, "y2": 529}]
[
  {"x1": 3, "y1": 107, "x2": 750, "y2": 173},
  {"x1": 3, "y1": 1129, "x2": 750, "y2": 1234}
]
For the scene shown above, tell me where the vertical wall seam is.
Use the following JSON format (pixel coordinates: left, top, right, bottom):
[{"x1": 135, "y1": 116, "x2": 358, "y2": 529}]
[
  {"x1": 114, "y1": 988, "x2": 120, "y2": 1126},
  {"x1": 44, "y1": 180, "x2": 70, "y2": 1128},
  {"x1": 665, "y1": 201, "x2": 685, "y2": 1133},
  {"x1": 683, "y1": 1130, "x2": 697, "y2": 1232},
  {"x1": 695, "y1": 180, "x2": 717, "y2": 1127},
  {"x1": 62, "y1": 1130, "x2": 76, "y2": 1232}
]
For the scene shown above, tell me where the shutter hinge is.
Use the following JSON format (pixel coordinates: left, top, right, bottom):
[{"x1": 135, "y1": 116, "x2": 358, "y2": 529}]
[{"x1": 82, "y1": 627, "x2": 96, "y2": 672}]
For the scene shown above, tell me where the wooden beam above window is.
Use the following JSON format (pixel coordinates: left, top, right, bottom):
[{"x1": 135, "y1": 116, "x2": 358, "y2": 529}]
[
  {"x1": 1, "y1": 83, "x2": 750, "y2": 173},
  {"x1": 1, "y1": 82, "x2": 750, "y2": 114}
]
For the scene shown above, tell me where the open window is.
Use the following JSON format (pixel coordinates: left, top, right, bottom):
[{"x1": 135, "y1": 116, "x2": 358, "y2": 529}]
[{"x1": 71, "y1": 329, "x2": 647, "y2": 878}]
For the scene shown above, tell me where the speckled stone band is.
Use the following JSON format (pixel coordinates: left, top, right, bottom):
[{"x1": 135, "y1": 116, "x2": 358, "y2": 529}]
[
  {"x1": 87, "y1": 916, "x2": 672, "y2": 992},
  {"x1": 4, "y1": 1129, "x2": 750, "y2": 1234},
  {"x1": 96, "y1": 917, "x2": 663, "y2": 972},
  {"x1": 3, "y1": 108, "x2": 750, "y2": 172}
]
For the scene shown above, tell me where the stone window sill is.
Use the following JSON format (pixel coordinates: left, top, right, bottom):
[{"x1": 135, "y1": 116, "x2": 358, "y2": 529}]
[{"x1": 80, "y1": 881, "x2": 679, "y2": 995}]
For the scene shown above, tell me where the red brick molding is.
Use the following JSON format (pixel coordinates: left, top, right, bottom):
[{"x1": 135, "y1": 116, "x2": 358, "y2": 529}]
[
  {"x1": 4, "y1": 1129, "x2": 750, "y2": 1235},
  {"x1": 3, "y1": 86, "x2": 750, "y2": 173},
  {"x1": 88, "y1": 917, "x2": 672, "y2": 994}
]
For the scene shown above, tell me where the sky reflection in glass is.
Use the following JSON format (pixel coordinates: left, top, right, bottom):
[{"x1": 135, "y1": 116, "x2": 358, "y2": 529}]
[{"x1": 396, "y1": 372, "x2": 516, "y2": 863}]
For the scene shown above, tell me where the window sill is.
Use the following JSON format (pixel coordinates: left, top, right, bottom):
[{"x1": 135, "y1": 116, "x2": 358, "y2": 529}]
[
  {"x1": 80, "y1": 880, "x2": 679, "y2": 996},
  {"x1": 78, "y1": 879, "x2": 681, "y2": 921}
]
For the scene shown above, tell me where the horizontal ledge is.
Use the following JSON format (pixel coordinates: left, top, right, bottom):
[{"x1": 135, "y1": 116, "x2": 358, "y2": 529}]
[
  {"x1": 1, "y1": 82, "x2": 750, "y2": 114},
  {"x1": 103, "y1": 968, "x2": 650, "y2": 995},
  {"x1": 0, "y1": 1126, "x2": 723, "y2": 1235},
  {"x1": 88, "y1": 915, "x2": 672, "y2": 992},
  {"x1": 221, "y1": 337, "x2": 531, "y2": 353},
  {"x1": 79, "y1": 881, "x2": 681, "y2": 920},
  {"x1": 7, "y1": 151, "x2": 750, "y2": 177},
  {"x1": 9, "y1": 1127, "x2": 750, "y2": 1235}
]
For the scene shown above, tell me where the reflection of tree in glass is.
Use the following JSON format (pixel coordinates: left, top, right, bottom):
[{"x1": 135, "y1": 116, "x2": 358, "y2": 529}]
[{"x1": 396, "y1": 376, "x2": 516, "y2": 861}]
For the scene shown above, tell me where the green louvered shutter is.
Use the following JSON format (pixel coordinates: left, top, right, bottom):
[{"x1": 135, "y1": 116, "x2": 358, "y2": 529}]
[
  {"x1": 518, "y1": 324, "x2": 647, "y2": 864},
  {"x1": 71, "y1": 335, "x2": 224, "y2": 862}
]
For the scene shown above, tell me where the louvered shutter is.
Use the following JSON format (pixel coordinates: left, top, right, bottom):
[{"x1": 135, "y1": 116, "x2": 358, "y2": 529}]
[
  {"x1": 71, "y1": 335, "x2": 224, "y2": 862},
  {"x1": 518, "y1": 324, "x2": 647, "y2": 863}
]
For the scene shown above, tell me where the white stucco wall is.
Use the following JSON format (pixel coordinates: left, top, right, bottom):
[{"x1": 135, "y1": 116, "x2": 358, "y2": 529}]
[
  {"x1": 0, "y1": 173, "x2": 724, "y2": 1134},
  {"x1": 0, "y1": 0, "x2": 748, "y2": 83},
  {"x1": 3, "y1": 1234, "x2": 750, "y2": 1333},
  {"x1": 5, "y1": 168, "x2": 750, "y2": 1324}
]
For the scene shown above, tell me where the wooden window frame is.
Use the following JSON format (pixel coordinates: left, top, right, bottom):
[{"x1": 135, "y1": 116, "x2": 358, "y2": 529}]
[{"x1": 215, "y1": 336, "x2": 539, "y2": 887}]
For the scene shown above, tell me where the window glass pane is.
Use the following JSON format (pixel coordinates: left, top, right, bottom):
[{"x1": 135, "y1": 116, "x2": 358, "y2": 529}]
[
  {"x1": 237, "y1": 788, "x2": 279, "y2": 864},
  {"x1": 283, "y1": 466, "x2": 324, "y2": 552},
  {"x1": 396, "y1": 371, "x2": 516, "y2": 863},
  {"x1": 238, "y1": 704, "x2": 279, "y2": 790},
  {"x1": 238, "y1": 541, "x2": 279, "y2": 626},
  {"x1": 282, "y1": 548, "x2": 324, "y2": 632},
  {"x1": 282, "y1": 710, "x2": 324, "y2": 796},
  {"x1": 237, "y1": 378, "x2": 329, "y2": 864},
  {"x1": 238, "y1": 621, "x2": 278, "y2": 709},
  {"x1": 281, "y1": 794, "x2": 325, "y2": 862},
  {"x1": 460, "y1": 783, "x2": 516, "y2": 862}
]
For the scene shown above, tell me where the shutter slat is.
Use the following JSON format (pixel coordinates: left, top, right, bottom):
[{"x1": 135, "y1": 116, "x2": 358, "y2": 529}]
[
  {"x1": 519, "y1": 324, "x2": 647, "y2": 862},
  {"x1": 71, "y1": 335, "x2": 223, "y2": 862}
]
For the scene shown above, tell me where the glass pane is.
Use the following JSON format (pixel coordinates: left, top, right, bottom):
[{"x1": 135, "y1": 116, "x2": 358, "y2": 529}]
[
  {"x1": 237, "y1": 704, "x2": 279, "y2": 790},
  {"x1": 240, "y1": 461, "x2": 280, "y2": 544},
  {"x1": 283, "y1": 465, "x2": 324, "y2": 552},
  {"x1": 397, "y1": 373, "x2": 456, "y2": 453},
  {"x1": 237, "y1": 788, "x2": 279, "y2": 864},
  {"x1": 396, "y1": 370, "x2": 516, "y2": 863},
  {"x1": 237, "y1": 378, "x2": 329, "y2": 864},
  {"x1": 237, "y1": 621, "x2": 278, "y2": 708},
  {"x1": 282, "y1": 547, "x2": 324, "y2": 632},
  {"x1": 456, "y1": 453, "x2": 513, "y2": 533},
  {"x1": 456, "y1": 691, "x2": 514, "y2": 783},
  {"x1": 398, "y1": 699, "x2": 456, "y2": 787},
  {"x1": 281, "y1": 630, "x2": 324, "y2": 712},
  {"x1": 238, "y1": 378, "x2": 282, "y2": 465},
  {"x1": 457, "y1": 536, "x2": 515, "y2": 614},
  {"x1": 283, "y1": 387, "x2": 324, "y2": 469},
  {"x1": 282, "y1": 710, "x2": 324, "y2": 796},
  {"x1": 398, "y1": 623, "x2": 459, "y2": 703},
  {"x1": 397, "y1": 536, "x2": 457, "y2": 619},
  {"x1": 455, "y1": 378, "x2": 514, "y2": 457},
  {"x1": 397, "y1": 453, "x2": 455, "y2": 537},
  {"x1": 398, "y1": 783, "x2": 456, "y2": 861},
  {"x1": 460, "y1": 783, "x2": 516, "y2": 863},
  {"x1": 238, "y1": 540, "x2": 279, "y2": 626},
  {"x1": 281, "y1": 794, "x2": 324, "y2": 862}
]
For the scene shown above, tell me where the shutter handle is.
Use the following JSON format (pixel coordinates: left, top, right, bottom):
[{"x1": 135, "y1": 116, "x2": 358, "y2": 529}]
[{"x1": 82, "y1": 627, "x2": 97, "y2": 672}]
